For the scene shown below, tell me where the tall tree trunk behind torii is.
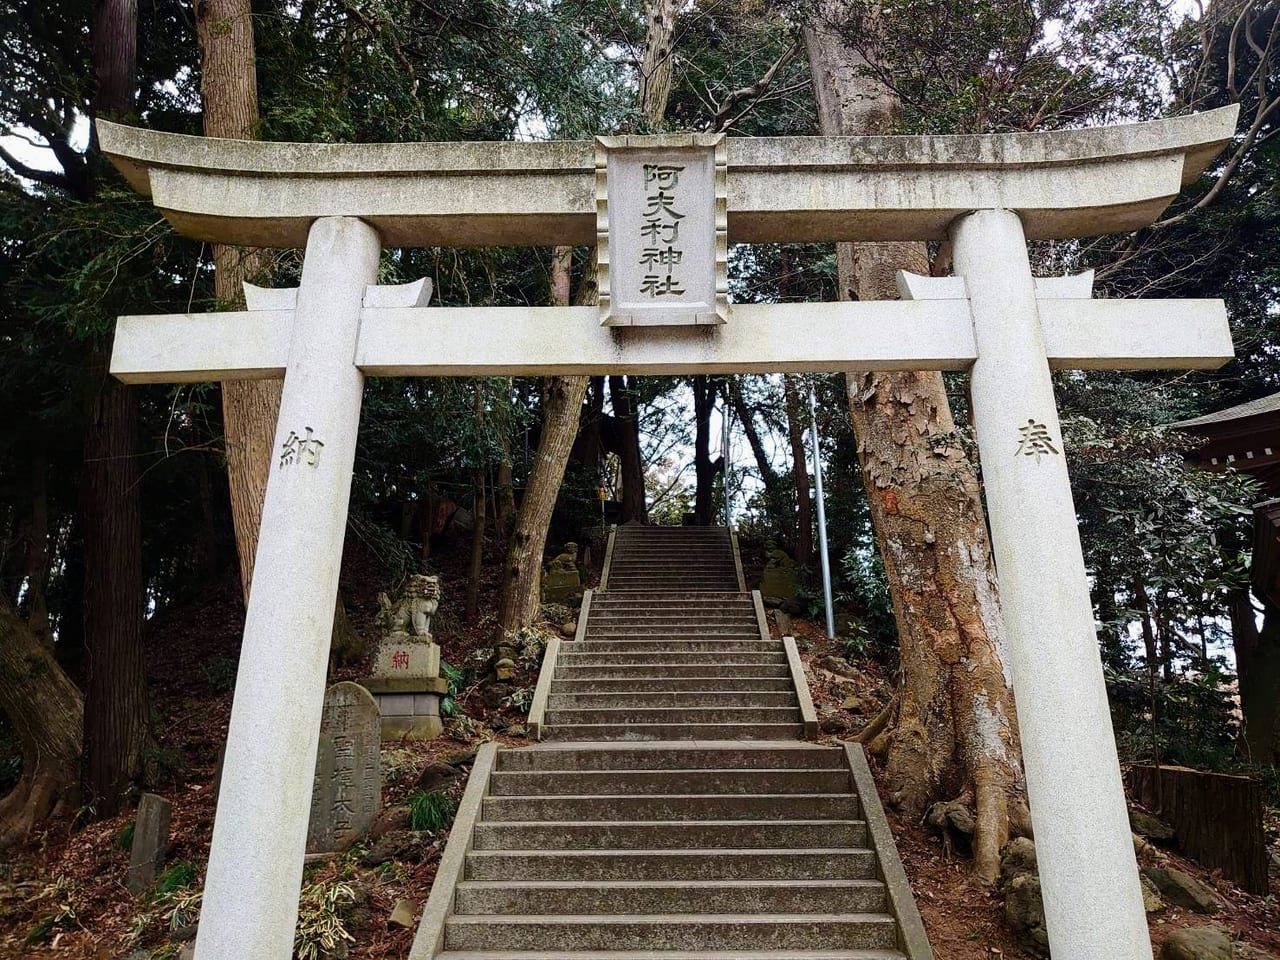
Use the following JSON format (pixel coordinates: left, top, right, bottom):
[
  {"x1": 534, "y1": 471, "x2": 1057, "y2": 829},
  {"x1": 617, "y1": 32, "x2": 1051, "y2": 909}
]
[
  {"x1": 496, "y1": 251, "x2": 592, "y2": 637},
  {"x1": 609, "y1": 376, "x2": 648, "y2": 524},
  {"x1": 805, "y1": 2, "x2": 1025, "y2": 884},
  {"x1": 692, "y1": 376, "x2": 723, "y2": 525},
  {"x1": 195, "y1": 0, "x2": 279, "y2": 605},
  {"x1": 497, "y1": 7, "x2": 678, "y2": 631},
  {"x1": 640, "y1": 0, "x2": 680, "y2": 127},
  {"x1": 783, "y1": 376, "x2": 815, "y2": 568},
  {"x1": 195, "y1": 0, "x2": 359, "y2": 656},
  {"x1": 1231, "y1": 591, "x2": 1280, "y2": 766},
  {"x1": 82, "y1": 0, "x2": 149, "y2": 818}
]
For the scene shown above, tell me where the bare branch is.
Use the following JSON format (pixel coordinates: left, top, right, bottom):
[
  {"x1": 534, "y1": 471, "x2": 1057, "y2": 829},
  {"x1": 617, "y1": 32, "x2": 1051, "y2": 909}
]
[
  {"x1": 708, "y1": 38, "x2": 803, "y2": 133},
  {"x1": 0, "y1": 144, "x2": 71, "y2": 192}
]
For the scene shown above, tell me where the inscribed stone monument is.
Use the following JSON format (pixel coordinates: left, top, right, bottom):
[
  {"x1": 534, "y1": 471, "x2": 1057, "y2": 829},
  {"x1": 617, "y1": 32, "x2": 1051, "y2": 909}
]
[
  {"x1": 306, "y1": 681, "x2": 381, "y2": 854},
  {"x1": 127, "y1": 793, "x2": 172, "y2": 894}
]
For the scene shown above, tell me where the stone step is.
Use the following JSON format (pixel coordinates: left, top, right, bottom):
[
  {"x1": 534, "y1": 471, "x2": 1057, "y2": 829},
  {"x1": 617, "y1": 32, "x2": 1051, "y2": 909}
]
[
  {"x1": 591, "y1": 593, "x2": 749, "y2": 603},
  {"x1": 587, "y1": 610, "x2": 755, "y2": 619},
  {"x1": 464, "y1": 848, "x2": 877, "y2": 881},
  {"x1": 570, "y1": 641, "x2": 776, "y2": 653},
  {"x1": 547, "y1": 692, "x2": 796, "y2": 709},
  {"x1": 610, "y1": 546, "x2": 734, "y2": 553},
  {"x1": 557, "y1": 654, "x2": 787, "y2": 667},
  {"x1": 438, "y1": 951, "x2": 906, "y2": 960},
  {"x1": 606, "y1": 573, "x2": 736, "y2": 580},
  {"x1": 554, "y1": 664, "x2": 790, "y2": 679},
  {"x1": 606, "y1": 588, "x2": 740, "y2": 594},
  {"x1": 586, "y1": 624, "x2": 757, "y2": 632},
  {"x1": 606, "y1": 570, "x2": 736, "y2": 577},
  {"x1": 443, "y1": 913, "x2": 898, "y2": 952},
  {"x1": 543, "y1": 707, "x2": 803, "y2": 726},
  {"x1": 605, "y1": 583, "x2": 740, "y2": 591},
  {"x1": 480, "y1": 793, "x2": 861, "y2": 822},
  {"x1": 542, "y1": 723, "x2": 809, "y2": 741},
  {"x1": 470, "y1": 819, "x2": 867, "y2": 850},
  {"x1": 488, "y1": 768, "x2": 850, "y2": 796},
  {"x1": 551, "y1": 677, "x2": 795, "y2": 693},
  {"x1": 495, "y1": 744, "x2": 844, "y2": 771},
  {"x1": 453, "y1": 879, "x2": 887, "y2": 915},
  {"x1": 608, "y1": 563, "x2": 738, "y2": 572},
  {"x1": 583, "y1": 625, "x2": 764, "y2": 634}
]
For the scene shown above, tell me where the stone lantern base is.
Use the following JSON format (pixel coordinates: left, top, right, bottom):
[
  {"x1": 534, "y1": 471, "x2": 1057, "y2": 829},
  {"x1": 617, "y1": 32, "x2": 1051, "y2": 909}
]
[{"x1": 359, "y1": 676, "x2": 450, "y2": 741}]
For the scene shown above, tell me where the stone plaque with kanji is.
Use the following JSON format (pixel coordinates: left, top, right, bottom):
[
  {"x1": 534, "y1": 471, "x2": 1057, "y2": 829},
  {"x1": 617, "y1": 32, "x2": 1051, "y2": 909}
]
[
  {"x1": 596, "y1": 134, "x2": 728, "y2": 326},
  {"x1": 306, "y1": 681, "x2": 381, "y2": 854}
]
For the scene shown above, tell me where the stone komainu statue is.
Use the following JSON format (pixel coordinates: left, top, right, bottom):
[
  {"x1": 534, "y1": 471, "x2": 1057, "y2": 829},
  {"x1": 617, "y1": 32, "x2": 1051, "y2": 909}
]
[{"x1": 377, "y1": 574, "x2": 441, "y2": 639}]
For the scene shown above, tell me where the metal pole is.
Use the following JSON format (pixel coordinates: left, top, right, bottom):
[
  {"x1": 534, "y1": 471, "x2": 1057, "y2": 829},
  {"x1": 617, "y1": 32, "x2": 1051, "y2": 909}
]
[{"x1": 808, "y1": 387, "x2": 835, "y2": 639}]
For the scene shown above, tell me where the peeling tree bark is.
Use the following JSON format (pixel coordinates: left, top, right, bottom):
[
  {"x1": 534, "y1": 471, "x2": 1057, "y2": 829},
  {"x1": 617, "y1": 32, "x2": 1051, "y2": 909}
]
[{"x1": 805, "y1": 1, "x2": 1026, "y2": 883}]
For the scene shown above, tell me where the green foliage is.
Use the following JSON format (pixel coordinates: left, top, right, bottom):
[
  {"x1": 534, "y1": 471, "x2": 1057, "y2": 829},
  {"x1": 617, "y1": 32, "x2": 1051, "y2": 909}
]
[
  {"x1": 200, "y1": 656, "x2": 237, "y2": 693},
  {"x1": 153, "y1": 861, "x2": 197, "y2": 897},
  {"x1": 440, "y1": 660, "x2": 466, "y2": 718},
  {"x1": 117, "y1": 820, "x2": 136, "y2": 852},
  {"x1": 22, "y1": 876, "x2": 79, "y2": 946},
  {"x1": 293, "y1": 879, "x2": 357, "y2": 960},
  {"x1": 408, "y1": 790, "x2": 458, "y2": 833},
  {"x1": 504, "y1": 687, "x2": 535, "y2": 714},
  {"x1": 1107, "y1": 665, "x2": 1240, "y2": 772}
]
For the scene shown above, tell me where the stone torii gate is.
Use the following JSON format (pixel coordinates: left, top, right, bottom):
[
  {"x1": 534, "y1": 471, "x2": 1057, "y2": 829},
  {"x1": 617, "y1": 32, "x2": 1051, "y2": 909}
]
[{"x1": 99, "y1": 107, "x2": 1238, "y2": 960}]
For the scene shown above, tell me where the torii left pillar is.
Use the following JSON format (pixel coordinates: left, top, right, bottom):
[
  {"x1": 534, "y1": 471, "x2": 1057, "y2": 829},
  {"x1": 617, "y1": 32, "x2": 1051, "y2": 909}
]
[{"x1": 194, "y1": 216, "x2": 380, "y2": 960}]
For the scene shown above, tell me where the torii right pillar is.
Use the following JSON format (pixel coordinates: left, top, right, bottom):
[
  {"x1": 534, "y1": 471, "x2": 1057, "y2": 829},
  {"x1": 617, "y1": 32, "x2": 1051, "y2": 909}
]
[{"x1": 953, "y1": 207, "x2": 1151, "y2": 960}]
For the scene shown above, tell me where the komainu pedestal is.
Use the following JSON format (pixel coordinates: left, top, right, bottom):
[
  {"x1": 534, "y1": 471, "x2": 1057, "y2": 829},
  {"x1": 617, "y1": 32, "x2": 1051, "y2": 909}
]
[{"x1": 361, "y1": 574, "x2": 449, "y2": 740}]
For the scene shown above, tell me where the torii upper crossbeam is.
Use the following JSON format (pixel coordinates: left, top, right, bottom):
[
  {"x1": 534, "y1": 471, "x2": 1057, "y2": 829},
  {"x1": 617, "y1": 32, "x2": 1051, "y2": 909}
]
[{"x1": 99, "y1": 106, "x2": 1240, "y2": 960}]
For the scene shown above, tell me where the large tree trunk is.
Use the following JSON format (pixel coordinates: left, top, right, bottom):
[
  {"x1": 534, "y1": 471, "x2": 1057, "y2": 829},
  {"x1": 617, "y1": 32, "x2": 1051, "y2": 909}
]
[
  {"x1": 1231, "y1": 591, "x2": 1280, "y2": 766},
  {"x1": 495, "y1": 255, "x2": 594, "y2": 637},
  {"x1": 81, "y1": 344, "x2": 148, "y2": 815},
  {"x1": 467, "y1": 386, "x2": 487, "y2": 621},
  {"x1": 82, "y1": 0, "x2": 148, "y2": 819},
  {"x1": 691, "y1": 376, "x2": 723, "y2": 525},
  {"x1": 21, "y1": 451, "x2": 52, "y2": 647},
  {"x1": 609, "y1": 376, "x2": 648, "y2": 524},
  {"x1": 783, "y1": 376, "x2": 815, "y2": 567},
  {"x1": 0, "y1": 599, "x2": 83, "y2": 848},
  {"x1": 805, "y1": 3, "x2": 1025, "y2": 883},
  {"x1": 195, "y1": 0, "x2": 279, "y2": 605},
  {"x1": 92, "y1": 0, "x2": 137, "y2": 119},
  {"x1": 639, "y1": 0, "x2": 679, "y2": 127},
  {"x1": 729, "y1": 378, "x2": 794, "y2": 547}
]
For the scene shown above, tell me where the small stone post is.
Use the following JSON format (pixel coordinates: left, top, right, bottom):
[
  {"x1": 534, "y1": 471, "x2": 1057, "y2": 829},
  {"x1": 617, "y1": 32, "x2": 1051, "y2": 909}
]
[
  {"x1": 951, "y1": 208, "x2": 1152, "y2": 960},
  {"x1": 193, "y1": 217, "x2": 381, "y2": 960},
  {"x1": 127, "y1": 793, "x2": 172, "y2": 894}
]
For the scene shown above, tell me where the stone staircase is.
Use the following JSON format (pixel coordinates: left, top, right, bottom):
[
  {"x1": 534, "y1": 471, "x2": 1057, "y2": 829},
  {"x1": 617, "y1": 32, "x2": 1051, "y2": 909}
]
[
  {"x1": 409, "y1": 526, "x2": 931, "y2": 960},
  {"x1": 603, "y1": 525, "x2": 742, "y2": 592}
]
